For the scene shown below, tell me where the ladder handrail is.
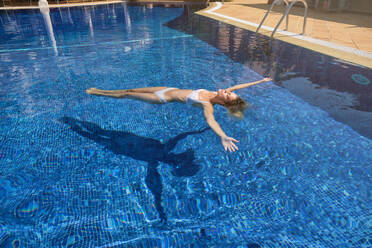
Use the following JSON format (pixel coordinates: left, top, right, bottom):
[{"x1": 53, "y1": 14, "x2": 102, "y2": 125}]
[
  {"x1": 256, "y1": 0, "x2": 289, "y2": 34},
  {"x1": 271, "y1": 0, "x2": 308, "y2": 38},
  {"x1": 256, "y1": 0, "x2": 308, "y2": 38}
]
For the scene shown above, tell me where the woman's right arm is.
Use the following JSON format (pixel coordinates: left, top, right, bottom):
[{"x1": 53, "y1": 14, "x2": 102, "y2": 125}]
[{"x1": 202, "y1": 104, "x2": 239, "y2": 152}]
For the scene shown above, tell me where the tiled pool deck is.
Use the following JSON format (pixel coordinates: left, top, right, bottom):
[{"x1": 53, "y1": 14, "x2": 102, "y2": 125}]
[
  {"x1": 198, "y1": 0, "x2": 372, "y2": 68},
  {"x1": 1, "y1": 0, "x2": 372, "y2": 67}
]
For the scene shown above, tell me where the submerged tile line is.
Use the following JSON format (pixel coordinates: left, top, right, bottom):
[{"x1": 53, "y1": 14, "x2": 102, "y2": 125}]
[
  {"x1": 0, "y1": 35, "x2": 193, "y2": 53},
  {"x1": 204, "y1": 2, "x2": 372, "y2": 61}
]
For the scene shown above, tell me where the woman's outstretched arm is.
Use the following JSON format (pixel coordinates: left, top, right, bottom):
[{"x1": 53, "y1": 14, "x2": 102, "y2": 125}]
[
  {"x1": 226, "y1": 77, "x2": 271, "y2": 92},
  {"x1": 202, "y1": 104, "x2": 239, "y2": 152}
]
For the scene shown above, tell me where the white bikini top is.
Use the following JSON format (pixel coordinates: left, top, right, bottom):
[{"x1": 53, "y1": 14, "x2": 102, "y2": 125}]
[{"x1": 186, "y1": 89, "x2": 209, "y2": 105}]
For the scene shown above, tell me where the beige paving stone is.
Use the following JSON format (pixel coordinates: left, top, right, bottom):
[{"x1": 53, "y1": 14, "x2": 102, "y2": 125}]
[{"x1": 199, "y1": 0, "x2": 372, "y2": 68}]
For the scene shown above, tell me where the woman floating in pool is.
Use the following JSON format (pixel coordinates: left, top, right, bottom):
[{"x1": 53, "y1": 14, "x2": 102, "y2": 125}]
[{"x1": 86, "y1": 77, "x2": 271, "y2": 152}]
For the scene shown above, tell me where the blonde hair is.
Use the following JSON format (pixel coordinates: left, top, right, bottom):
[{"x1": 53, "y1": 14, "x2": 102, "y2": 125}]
[{"x1": 223, "y1": 97, "x2": 247, "y2": 119}]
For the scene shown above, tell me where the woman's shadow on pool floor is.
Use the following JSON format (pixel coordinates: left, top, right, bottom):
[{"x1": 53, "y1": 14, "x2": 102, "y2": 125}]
[{"x1": 59, "y1": 117, "x2": 209, "y2": 223}]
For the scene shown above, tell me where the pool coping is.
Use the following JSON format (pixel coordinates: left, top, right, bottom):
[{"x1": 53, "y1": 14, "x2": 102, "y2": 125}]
[{"x1": 197, "y1": 2, "x2": 372, "y2": 69}]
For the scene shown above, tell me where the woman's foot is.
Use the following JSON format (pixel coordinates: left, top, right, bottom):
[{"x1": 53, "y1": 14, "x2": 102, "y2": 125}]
[{"x1": 86, "y1": 88, "x2": 99, "y2": 95}]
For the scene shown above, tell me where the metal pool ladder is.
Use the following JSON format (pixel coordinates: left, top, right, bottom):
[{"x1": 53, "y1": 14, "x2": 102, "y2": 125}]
[{"x1": 256, "y1": 0, "x2": 308, "y2": 38}]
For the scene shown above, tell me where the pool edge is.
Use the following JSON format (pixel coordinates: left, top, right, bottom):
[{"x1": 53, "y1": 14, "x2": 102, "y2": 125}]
[{"x1": 197, "y1": 2, "x2": 372, "y2": 69}]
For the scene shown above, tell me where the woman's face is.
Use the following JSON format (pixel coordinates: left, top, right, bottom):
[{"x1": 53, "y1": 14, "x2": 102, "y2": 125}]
[{"x1": 217, "y1": 89, "x2": 238, "y2": 103}]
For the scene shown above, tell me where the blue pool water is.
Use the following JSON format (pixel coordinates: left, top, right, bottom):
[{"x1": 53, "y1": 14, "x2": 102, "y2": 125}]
[{"x1": 0, "y1": 3, "x2": 371, "y2": 247}]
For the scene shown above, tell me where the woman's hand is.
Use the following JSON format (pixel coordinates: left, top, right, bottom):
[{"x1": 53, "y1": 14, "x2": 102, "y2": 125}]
[
  {"x1": 263, "y1": 77, "x2": 272, "y2": 82},
  {"x1": 221, "y1": 136, "x2": 239, "y2": 152}
]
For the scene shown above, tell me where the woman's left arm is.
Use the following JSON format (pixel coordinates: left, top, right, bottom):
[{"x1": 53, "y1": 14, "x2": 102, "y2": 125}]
[
  {"x1": 202, "y1": 104, "x2": 239, "y2": 152},
  {"x1": 226, "y1": 77, "x2": 271, "y2": 92}
]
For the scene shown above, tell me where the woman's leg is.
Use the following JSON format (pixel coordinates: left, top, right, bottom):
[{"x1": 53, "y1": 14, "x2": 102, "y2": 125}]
[
  {"x1": 86, "y1": 86, "x2": 169, "y2": 95},
  {"x1": 86, "y1": 88, "x2": 128, "y2": 98},
  {"x1": 86, "y1": 88, "x2": 163, "y2": 104},
  {"x1": 126, "y1": 87, "x2": 168, "y2": 93},
  {"x1": 86, "y1": 88, "x2": 128, "y2": 97},
  {"x1": 124, "y1": 92, "x2": 163, "y2": 104}
]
